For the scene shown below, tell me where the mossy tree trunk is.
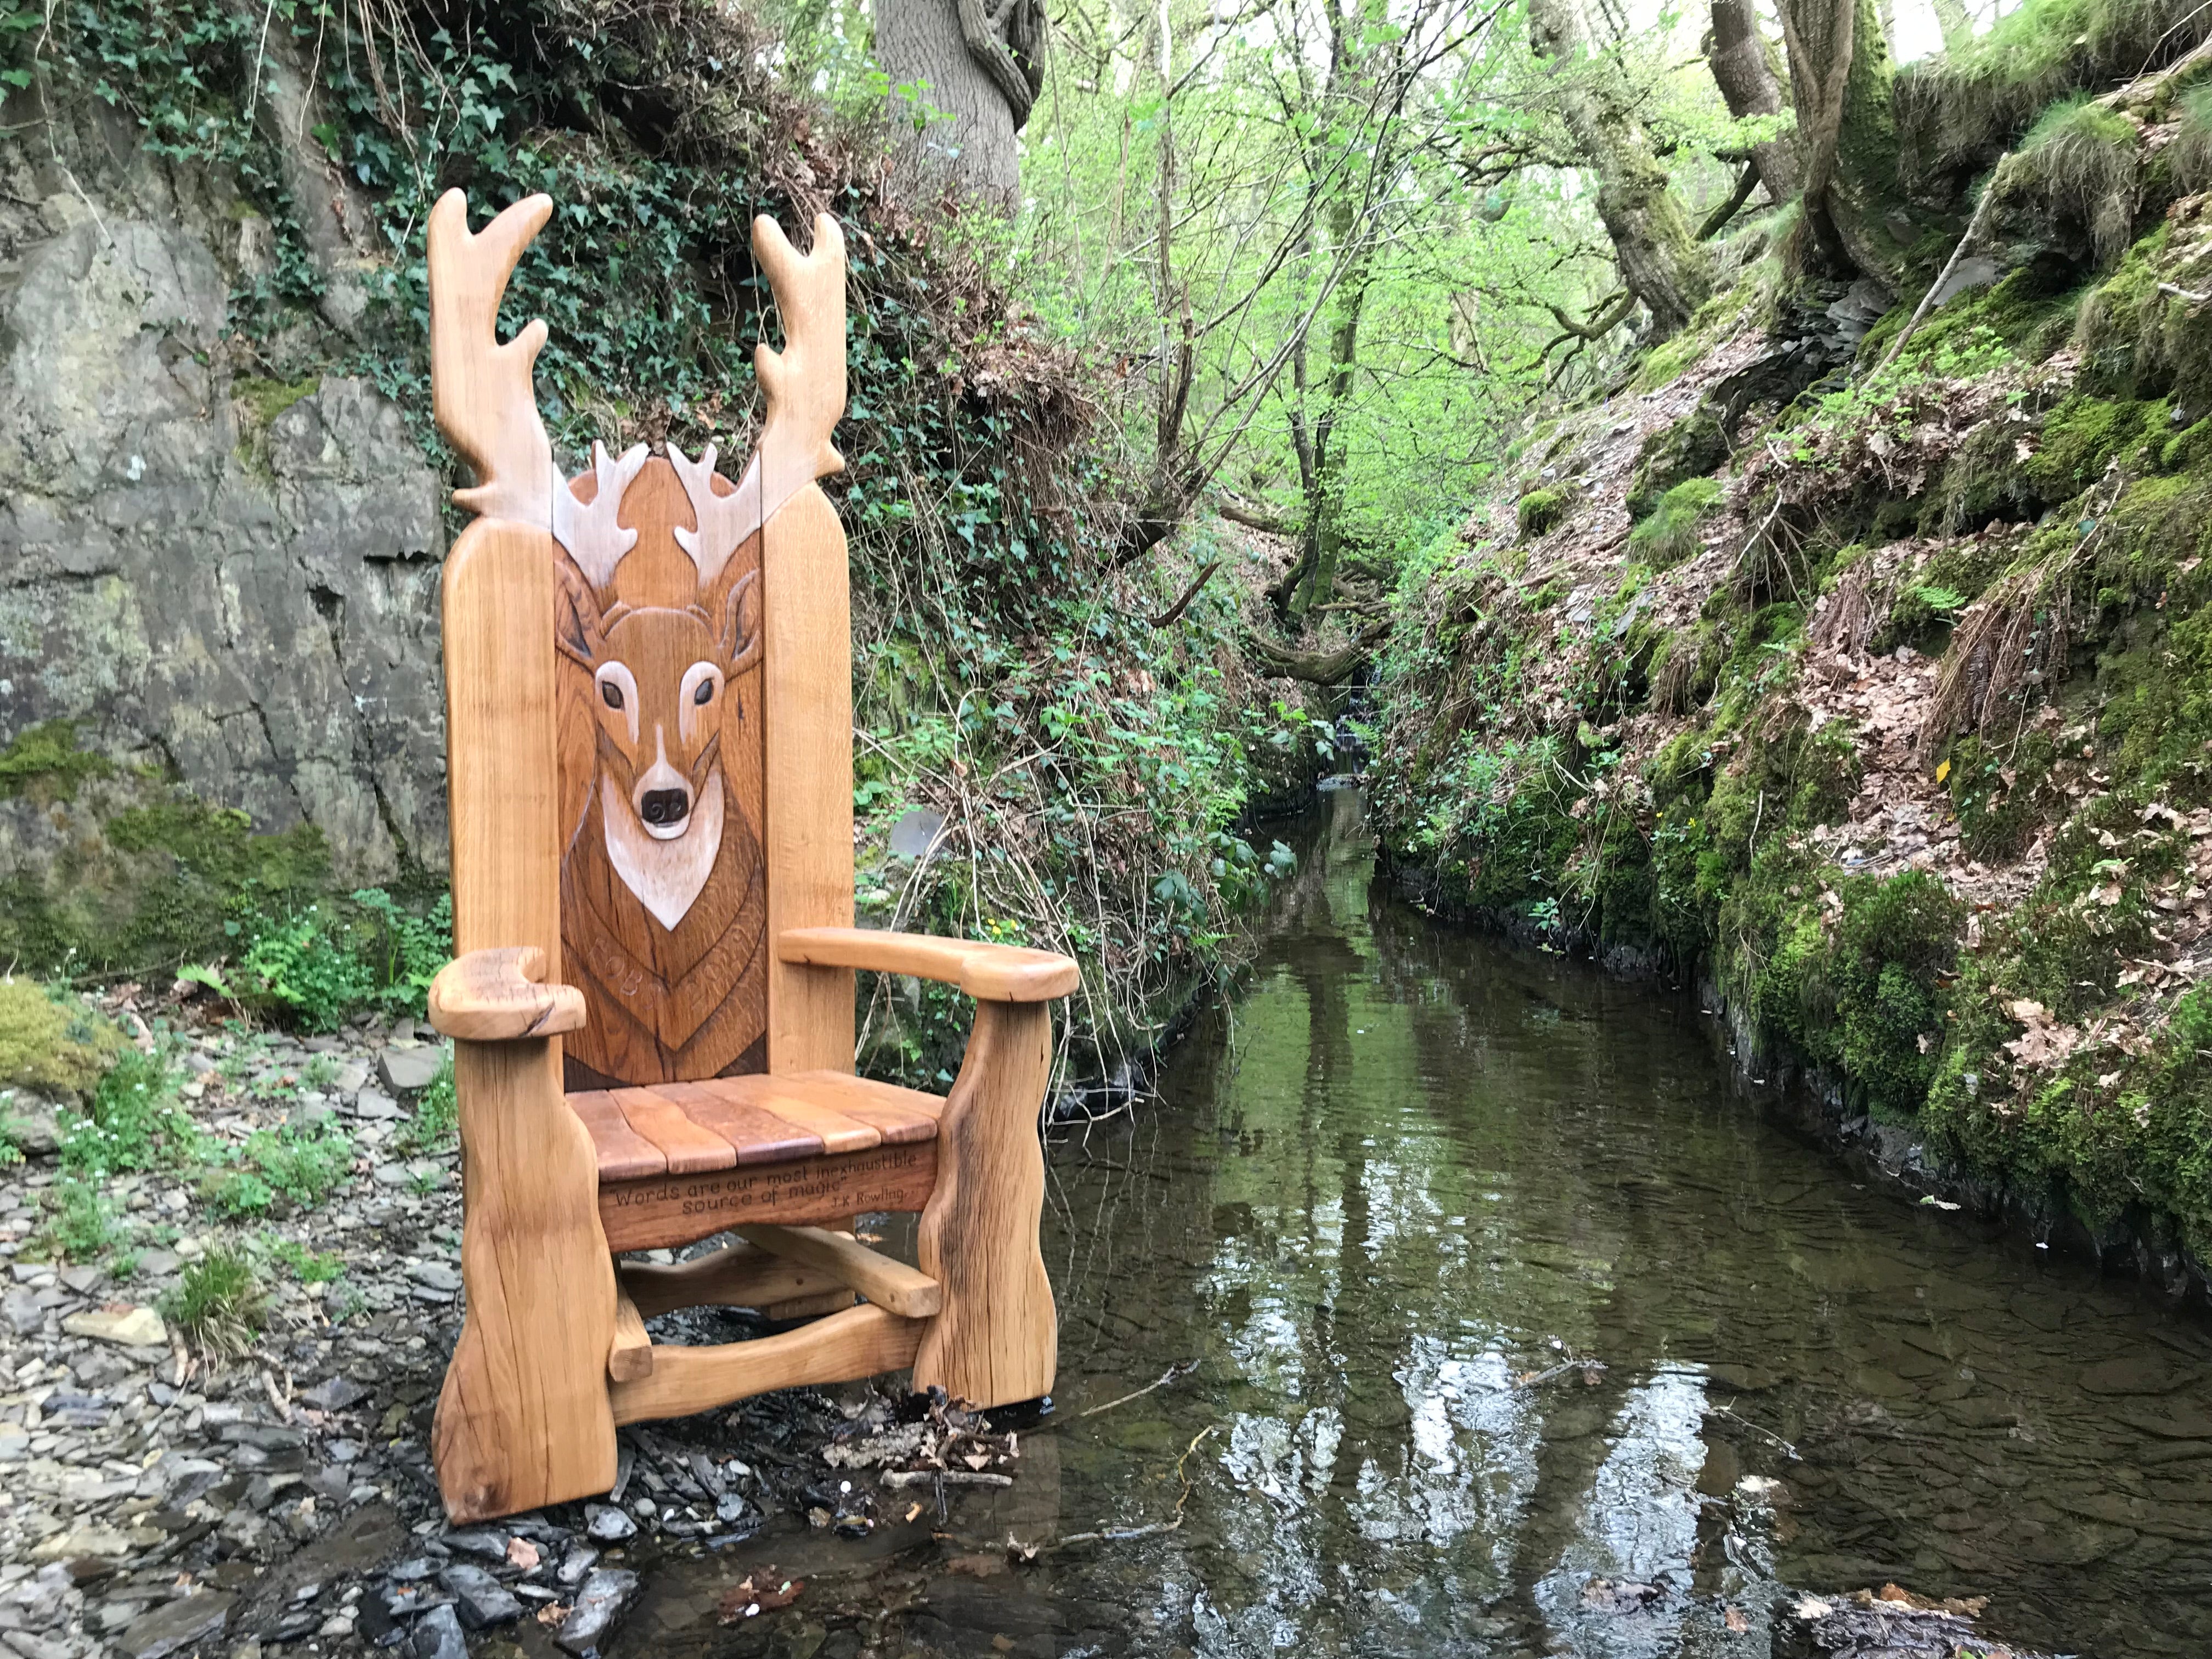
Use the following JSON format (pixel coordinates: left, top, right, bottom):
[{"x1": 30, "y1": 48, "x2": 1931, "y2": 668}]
[
  {"x1": 1707, "y1": 0, "x2": 1804, "y2": 206},
  {"x1": 1776, "y1": 0, "x2": 1910, "y2": 283},
  {"x1": 1528, "y1": 0, "x2": 1712, "y2": 338}
]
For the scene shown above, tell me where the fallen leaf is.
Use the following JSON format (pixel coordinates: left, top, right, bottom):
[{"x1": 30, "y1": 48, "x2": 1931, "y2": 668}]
[
  {"x1": 1725, "y1": 1605, "x2": 1749, "y2": 1633},
  {"x1": 947, "y1": 1554, "x2": 1008, "y2": 1578},
  {"x1": 506, "y1": 1537, "x2": 541, "y2": 1571},
  {"x1": 535, "y1": 1604, "x2": 570, "y2": 1628}
]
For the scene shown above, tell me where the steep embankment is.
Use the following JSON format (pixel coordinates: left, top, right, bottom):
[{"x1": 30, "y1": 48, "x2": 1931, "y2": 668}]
[{"x1": 1370, "y1": 61, "x2": 2212, "y2": 1286}]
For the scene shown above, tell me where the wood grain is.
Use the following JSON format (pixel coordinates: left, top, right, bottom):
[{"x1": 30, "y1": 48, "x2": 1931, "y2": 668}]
[
  {"x1": 777, "y1": 928, "x2": 1080, "y2": 1002},
  {"x1": 913, "y1": 1000, "x2": 1058, "y2": 1409},
  {"x1": 426, "y1": 190, "x2": 555, "y2": 528},
  {"x1": 763, "y1": 483, "x2": 856, "y2": 1075},
  {"x1": 734, "y1": 1224, "x2": 943, "y2": 1318},
  {"x1": 610, "y1": 1085, "x2": 738, "y2": 1174},
  {"x1": 610, "y1": 1304, "x2": 921, "y2": 1425},
  {"x1": 567, "y1": 1090, "x2": 665, "y2": 1182},
  {"x1": 610, "y1": 1290, "x2": 653, "y2": 1383},
  {"x1": 618, "y1": 1242, "x2": 846, "y2": 1317},
  {"x1": 430, "y1": 518, "x2": 619, "y2": 1523},
  {"x1": 598, "y1": 1138, "x2": 939, "y2": 1252},
  {"x1": 428, "y1": 947, "x2": 586, "y2": 1041},
  {"x1": 647, "y1": 1079, "x2": 822, "y2": 1165}
]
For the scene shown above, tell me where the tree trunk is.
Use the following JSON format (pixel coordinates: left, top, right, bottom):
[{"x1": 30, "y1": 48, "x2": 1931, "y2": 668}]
[
  {"x1": 1930, "y1": 0, "x2": 1973, "y2": 53},
  {"x1": 1776, "y1": 0, "x2": 1907, "y2": 281},
  {"x1": 1528, "y1": 0, "x2": 1712, "y2": 338},
  {"x1": 1707, "y1": 0, "x2": 1803, "y2": 206},
  {"x1": 876, "y1": 0, "x2": 1045, "y2": 205}
]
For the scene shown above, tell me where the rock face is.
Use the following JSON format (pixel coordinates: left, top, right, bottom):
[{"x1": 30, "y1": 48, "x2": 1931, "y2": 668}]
[{"x1": 0, "y1": 141, "x2": 450, "y2": 888}]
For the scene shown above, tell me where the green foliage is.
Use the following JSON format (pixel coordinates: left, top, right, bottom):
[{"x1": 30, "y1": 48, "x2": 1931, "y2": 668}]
[
  {"x1": 60, "y1": 1047, "x2": 198, "y2": 1176},
  {"x1": 2028, "y1": 394, "x2": 2165, "y2": 499},
  {"x1": 0, "y1": 721, "x2": 111, "y2": 804},
  {"x1": 1517, "y1": 489, "x2": 1568, "y2": 537},
  {"x1": 38, "y1": 1177, "x2": 121, "y2": 1262},
  {"x1": 236, "y1": 889, "x2": 451, "y2": 1032},
  {"x1": 1627, "y1": 477, "x2": 1723, "y2": 568},
  {"x1": 161, "y1": 1246, "x2": 266, "y2": 1358},
  {"x1": 267, "y1": 1237, "x2": 346, "y2": 1284},
  {"x1": 205, "y1": 1121, "x2": 353, "y2": 1217},
  {"x1": 0, "y1": 980, "x2": 126, "y2": 1097}
]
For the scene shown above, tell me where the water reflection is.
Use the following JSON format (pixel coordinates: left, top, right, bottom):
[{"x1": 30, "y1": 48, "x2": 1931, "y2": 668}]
[{"x1": 631, "y1": 787, "x2": 2212, "y2": 1658}]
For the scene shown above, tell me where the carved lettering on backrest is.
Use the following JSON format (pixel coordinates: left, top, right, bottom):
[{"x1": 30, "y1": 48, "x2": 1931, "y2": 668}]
[{"x1": 554, "y1": 455, "x2": 770, "y2": 1087}]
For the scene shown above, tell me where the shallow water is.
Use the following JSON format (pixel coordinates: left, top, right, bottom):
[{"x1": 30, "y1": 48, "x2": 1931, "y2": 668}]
[{"x1": 626, "y1": 787, "x2": 2212, "y2": 1659}]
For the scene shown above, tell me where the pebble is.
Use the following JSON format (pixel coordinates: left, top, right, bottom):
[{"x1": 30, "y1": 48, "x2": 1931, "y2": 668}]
[
  {"x1": 410, "y1": 1603, "x2": 468, "y2": 1659},
  {"x1": 377, "y1": 1046, "x2": 447, "y2": 1093},
  {"x1": 301, "y1": 1375, "x2": 369, "y2": 1412},
  {"x1": 585, "y1": 1503, "x2": 637, "y2": 1542}
]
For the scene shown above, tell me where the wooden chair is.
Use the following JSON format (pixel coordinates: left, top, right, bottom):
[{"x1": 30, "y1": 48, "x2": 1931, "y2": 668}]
[{"x1": 419, "y1": 190, "x2": 1074, "y2": 1523}]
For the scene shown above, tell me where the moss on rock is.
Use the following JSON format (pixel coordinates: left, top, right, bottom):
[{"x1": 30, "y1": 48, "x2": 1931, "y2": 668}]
[{"x1": 0, "y1": 980, "x2": 125, "y2": 1100}]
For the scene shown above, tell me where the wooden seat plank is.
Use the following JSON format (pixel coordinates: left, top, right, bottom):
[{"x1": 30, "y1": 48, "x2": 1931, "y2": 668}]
[
  {"x1": 724, "y1": 1076, "x2": 883, "y2": 1155},
  {"x1": 778, "y1": 1072, "x2": 940, "y2": 1144},
  {"x1": 610, "y1": 1086, "x2": 738, "y2": 1173},
  {"x1": 648, "y1": 1080, "x2": 823, "y2": 1165},
  {"x1": 569, "y1": 1090, "x2": 666, "y2": 1181}
]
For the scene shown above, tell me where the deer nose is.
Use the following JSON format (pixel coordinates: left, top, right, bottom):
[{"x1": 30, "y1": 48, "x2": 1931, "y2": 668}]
[{"x1": 639, "y1": 788, "x2": 691, "y2": 827}]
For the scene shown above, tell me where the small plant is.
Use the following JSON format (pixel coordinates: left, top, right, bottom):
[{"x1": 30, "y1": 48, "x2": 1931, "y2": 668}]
[
  {"x1": 236, "y1": 889, "x2": 453, "y2": 1032},
  {"x1": 38, "y1": 1177, "x2": 121, "y2": 1262},
  {"x1": 1517, "y1": 488, "x2": 1567, "y2": 537},
  {"x1": 175, "y1": 963, "x2": 236, "y2": 1001},
  {"x1": 60, "y1": 1048, "x2": 197, "y2": 1177},
  {"x1": 162, "y1": 1247, "x2": 266, "y2": 1358},
  {"x1": 301, "y1": 1054, "x2": 341, "y2": 1091},
  {"x1": 394, "y1": 1051, "x2": 458, "y2": 1154},
  {"x1": 206, "y1": 1121, "x2": 354, "y2": 1217},
  {"x1": 267, "y1": 1237, "x2": 346, "y2": 1284}
]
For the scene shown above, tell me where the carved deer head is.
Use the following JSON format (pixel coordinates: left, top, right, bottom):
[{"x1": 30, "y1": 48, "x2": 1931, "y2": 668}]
[{"x1": 427, "y1": 189, "x2": 846, "y2": 930}]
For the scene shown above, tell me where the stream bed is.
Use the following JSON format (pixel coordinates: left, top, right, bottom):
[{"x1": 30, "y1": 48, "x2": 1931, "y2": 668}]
[{"x1": 623, "y1": 787, "x2": 2212, "y2": 1659}]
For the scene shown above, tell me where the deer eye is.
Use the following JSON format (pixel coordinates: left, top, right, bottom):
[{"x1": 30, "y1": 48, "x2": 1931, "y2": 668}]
[
  {"x1": 600, "y1": 680, "x2": 624, "y2": 710},
  {"x1": 694, "y1": 680, "x2": 714, "y2": 706}
]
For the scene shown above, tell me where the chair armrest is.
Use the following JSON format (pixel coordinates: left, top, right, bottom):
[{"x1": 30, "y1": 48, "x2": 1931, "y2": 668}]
[
  {"x1": 428, "y1": 946, "x2": 588, "y2": 1040},
  {"x1": 777, "y1": 927, "x2": 1079, "y2": 1002}
]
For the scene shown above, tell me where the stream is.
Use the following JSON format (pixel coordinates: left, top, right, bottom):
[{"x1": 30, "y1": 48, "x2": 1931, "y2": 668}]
[{"x1": 622, "y1": 785, "x2": 2212, "y2": 1659}]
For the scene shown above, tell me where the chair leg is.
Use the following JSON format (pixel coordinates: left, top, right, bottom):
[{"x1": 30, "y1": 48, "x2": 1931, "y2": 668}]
[
  {"x1": 433, "y1": 1038, "x2": 619, "y2": 1521},
  {"x1": 913, "y1": 1001, "x2": 1058, "y2": 1408}
]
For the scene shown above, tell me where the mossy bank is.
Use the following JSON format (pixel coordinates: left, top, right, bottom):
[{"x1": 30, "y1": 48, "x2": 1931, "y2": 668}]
[{"x1": 1367, "y1": 40, "x2": 2212, "y2": 1294}]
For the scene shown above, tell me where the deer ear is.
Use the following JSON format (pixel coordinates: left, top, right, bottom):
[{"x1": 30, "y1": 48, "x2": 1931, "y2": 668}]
[
  {"x1": 554, "y1": 554, "x2": 606, "y2": 668},
  {"x1": 720, "y1": 569, "x2": 761, "y2": 675}
]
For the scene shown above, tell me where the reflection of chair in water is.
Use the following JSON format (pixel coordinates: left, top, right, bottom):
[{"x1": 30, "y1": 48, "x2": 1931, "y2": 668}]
[{"x1": 421, "y1": 190, "x2": 1077, "y2": 1522}]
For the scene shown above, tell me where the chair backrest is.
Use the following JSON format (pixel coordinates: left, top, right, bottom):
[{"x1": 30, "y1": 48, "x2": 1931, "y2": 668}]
[{"x1": 428, "y1": 191, "x2": 856, "y2": 1092}]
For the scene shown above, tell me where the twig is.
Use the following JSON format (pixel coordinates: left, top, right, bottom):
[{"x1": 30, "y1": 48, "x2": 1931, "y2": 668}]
[
  {"x1": 1078, "y1": 1358, "x2": 1198, "y2": 1418},
  {"x1": 880, "y1": 1469, "x2": 1013, "y2": 1489},
  {"x1": 1143, "y1": 561, "x2": 1221, "y2": 628},
  {"x1": 2158, "y1": 281, "x2": 2212, "y2": 305},
  {"x1": 1708, "y1": 1401, "x2": 1801, "y2": 1460},
  {"x1": 1879, "y1": 162, "x2": 2011, "y2": 372}
]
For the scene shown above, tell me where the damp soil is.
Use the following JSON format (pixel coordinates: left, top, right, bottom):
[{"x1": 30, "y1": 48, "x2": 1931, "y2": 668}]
[{"x1": 619, "y1": 786, "x2": 2212, "y2": 1659}]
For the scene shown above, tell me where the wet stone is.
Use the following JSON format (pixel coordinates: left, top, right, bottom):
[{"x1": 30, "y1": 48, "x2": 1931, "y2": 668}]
[
  {"x1": 438, "y1": 1563, "x2": 522, "y2": 1628},
  {"x1": 555, "y1": 1567, "x2": 639, "y2": 1656},
  {"x1": 440, "y1": 1526, "x2": 508, "y2": 1562},
  {"x1": 584, "y1": 1503, "x2": 637, "y2": 1542},
  {"x1": 556, "y1": 1544, "x2": 600, "y2": 1588},
  {"x1": 116, "y1": 1592, "x2": 232, "y2": 1659},
  {"x1": 301, "y1": 1375, "x2": 369, "y2": 1412},
  {"x1": 411, "y1": 1602, "x2": 469, "y2": 1659}
]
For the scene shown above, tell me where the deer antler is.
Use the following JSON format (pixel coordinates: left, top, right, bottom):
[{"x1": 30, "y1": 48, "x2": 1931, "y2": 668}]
[
  {"x1": 553, "y1": 441, "x2": 650, "y2": 589},
  {"x1": 668, "y1": 443, "x2": 746, "y2": 589},
  {"x1": 732, "y1": 213, "x2": 848, "y2": 538},
  {"x1": 427, "y1": 190, "x2": 556, "y2": 527}
]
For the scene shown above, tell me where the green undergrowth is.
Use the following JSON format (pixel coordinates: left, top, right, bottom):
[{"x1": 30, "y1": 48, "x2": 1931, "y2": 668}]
[{"x1": 1372, "y1": 190, "x2": 2212, "y2": 1255}]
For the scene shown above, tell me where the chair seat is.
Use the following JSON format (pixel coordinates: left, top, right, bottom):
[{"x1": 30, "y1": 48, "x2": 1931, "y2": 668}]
[{"x1": 569, "y1": 1071, "x2": 945, "y2": 1182}]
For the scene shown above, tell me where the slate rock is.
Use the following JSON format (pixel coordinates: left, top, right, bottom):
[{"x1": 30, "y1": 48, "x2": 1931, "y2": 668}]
[
  {"x1": 413, "y1": 1603, "x2": 469, "y2": 1659},
  {"x1": 61, "y1": 1305, "x2": 166, "y2": 1347},
  {"x1": 584, "y1": 1503, "x2": 636, "y2": 1542},
  {"x1": 440, "y1": 1526, "x2": 508, "y2": 1562},
  {"x1": 378, "y1": 1045, "x2": 447, "y2": 1093},
  {"x1": 3, "y1": 1290, "x2": 43, "y2": 1335},
  {"x1": 301, "y1": 1375, "x2": 369, "y2": 1412},
  {"x1": 556, "y1": 1544, "x2": 600, "y2": 1588},
  {"x1": 117, "y1": 1593, "x2": 233, "y2": 1659},
  {"x1": 438, "y1": 1564, "x2": 522, "y2": 1629},
  {"x1": 57, "y1": 1263, "x2": 105, "y2": 1294},
  {"x1": 555, "y1": 1568, "x2": 639, "y2": 1656},
  {"x1": 351, "y1": 1088, "x2": 402, "y2": 1121}
]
